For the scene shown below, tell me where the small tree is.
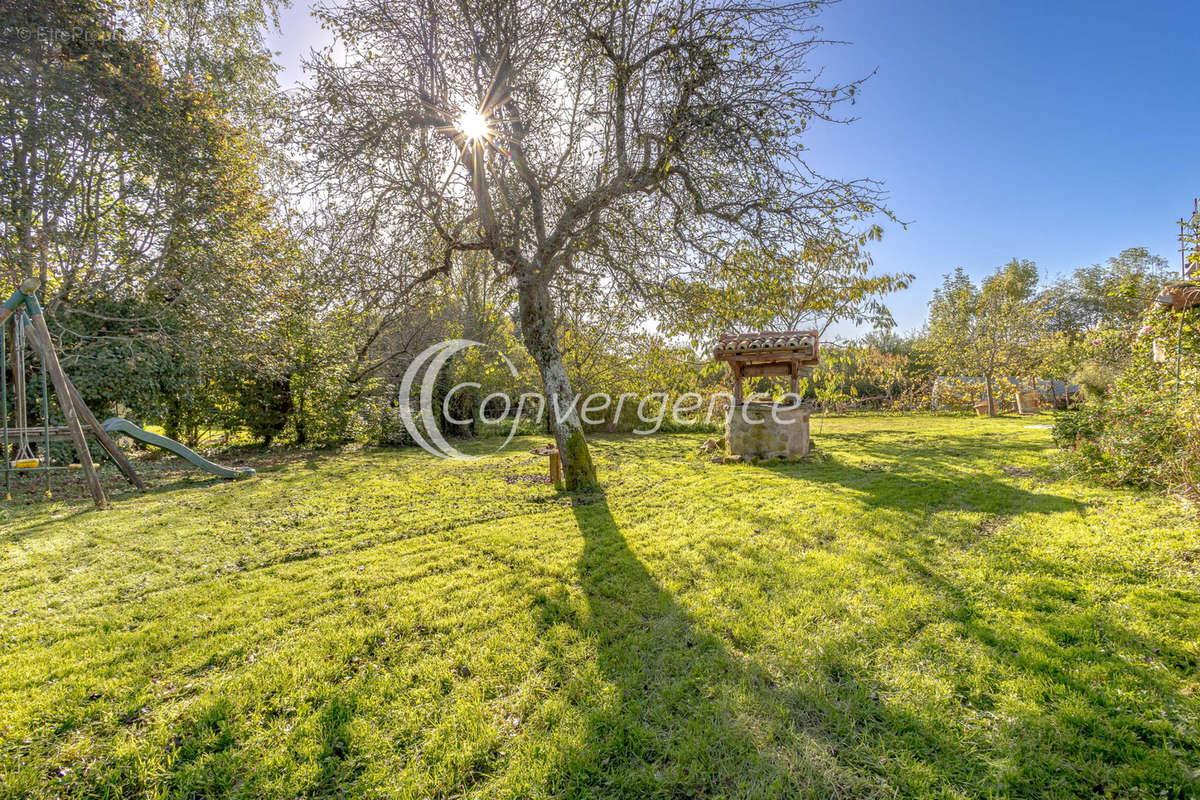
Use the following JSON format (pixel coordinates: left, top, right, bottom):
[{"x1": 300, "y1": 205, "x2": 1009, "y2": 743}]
[{"x1": 925, "y1": 260, "x2": 1047, "y2": 416}]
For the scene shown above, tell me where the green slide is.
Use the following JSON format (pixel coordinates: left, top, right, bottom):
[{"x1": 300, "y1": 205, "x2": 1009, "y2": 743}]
[{"x1": 100, "y1": 418, "x2": 256, "y2": 480}]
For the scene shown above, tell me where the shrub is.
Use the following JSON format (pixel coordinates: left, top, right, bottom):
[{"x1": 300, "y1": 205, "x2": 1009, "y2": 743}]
[
  {"x1": 1053, "y1": 308, "x2": 1199, "y2": 490},
  {"x1": 215, "y1": 373, "x2": 292, "y2": 447},
  {"x1": 1070, "y1": 360, "x2": 1119, "y2": 401},
  {"x1": 355, "y1": 395, "x2": 415, "y2": 447}
]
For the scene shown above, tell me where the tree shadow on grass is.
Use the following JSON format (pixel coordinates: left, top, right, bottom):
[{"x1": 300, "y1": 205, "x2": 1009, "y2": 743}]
[
  {"x1": 553, "y1": 477, "x2": 1197, "y2": 798},
  {"x1": 757, "y1": 432, "x2": 1082, "y2": 518},
  {"x1": 551, "y1": 492, "x2": 803, "y2": 797},
  {"x1": 873, "y1": 540, "x2": 1200, "y2": 797},
  {"x1": 548, "y1": 491, "x2": 995, "y2": 798},
  {"x1": 741, "y1": 432, "x2": 1200, "y2": 796}
]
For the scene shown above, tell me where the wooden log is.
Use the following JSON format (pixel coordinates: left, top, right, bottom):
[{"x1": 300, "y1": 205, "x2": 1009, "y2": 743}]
[
  {"x1": 25, "y1": 310, "x2": 106, "y2": 506},
  {"x1": 22, "y1": 320, "x2": 145, "y2": 490},
  {"x1": 3, "y1": 425, "x2": 72, "y2": 440},
  {"x1": 715, "y1": 351, "x2": 819, "y2": 365}
]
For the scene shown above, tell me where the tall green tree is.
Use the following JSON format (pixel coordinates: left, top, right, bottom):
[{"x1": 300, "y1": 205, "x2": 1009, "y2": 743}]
[
  {"x1": 1, "y1": 0, "x2": 300, "y2": 435},
  {"x1": 1043, "y1": 247, "x2": 1172, "y2": 337},
  {"x1": 1, "y1": 0, "x2": 163, "y2": 285},
  {"x1": 124, "y1": 0, "x2": 283, "y2": 120},
  {"x1": 925, "y1": 260, "x2": 1047, "y2": 416}
]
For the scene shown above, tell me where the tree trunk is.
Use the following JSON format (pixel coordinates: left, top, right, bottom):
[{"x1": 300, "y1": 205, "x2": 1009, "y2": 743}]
[
  {"x1": 164, "y1": 397, "x2": 181, "y2": 443},
  {"x1": 295, "y1": 393, "x2": 308, "y2": 445},
  {"x1": 14, "y1": 146, "x2": 35, "y2": 281},
  {"x1": 984, "y1": 372, "x2": 996, "y2": 417},
  {"x1": 515, "y1": 271, "x2": 597, "y2": 489}
]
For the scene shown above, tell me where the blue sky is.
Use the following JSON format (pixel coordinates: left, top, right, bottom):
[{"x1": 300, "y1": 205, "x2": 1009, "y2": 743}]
[{"x1": 267, "y1": 0, "x2": 1200, "y2": 337}]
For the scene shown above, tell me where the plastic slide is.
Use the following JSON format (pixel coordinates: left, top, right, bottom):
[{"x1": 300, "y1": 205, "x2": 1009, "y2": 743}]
[{"x1": 100, "y1": 418, "x2": 256, "y2": 480}]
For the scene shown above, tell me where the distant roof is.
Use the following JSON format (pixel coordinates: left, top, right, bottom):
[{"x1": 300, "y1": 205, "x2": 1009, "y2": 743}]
[{"x1": 1154, "y1": 281, "x2": 1200, "y2": 311}]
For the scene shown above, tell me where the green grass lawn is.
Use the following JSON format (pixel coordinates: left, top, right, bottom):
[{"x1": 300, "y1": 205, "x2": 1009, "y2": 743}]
[{"x1": 1, "y1": 414, "x2": 1198, "y2": 799}]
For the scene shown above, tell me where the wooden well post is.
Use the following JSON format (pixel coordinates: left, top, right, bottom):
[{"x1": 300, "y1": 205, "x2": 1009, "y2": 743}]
[{"x1": 715, "y1": 330, "x2": 819, "y2": 405}]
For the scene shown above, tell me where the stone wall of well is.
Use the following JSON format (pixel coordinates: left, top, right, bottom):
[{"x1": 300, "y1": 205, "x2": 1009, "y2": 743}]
[{"x1": 725, "y1": 402, "x2": 810, "y2": 460}]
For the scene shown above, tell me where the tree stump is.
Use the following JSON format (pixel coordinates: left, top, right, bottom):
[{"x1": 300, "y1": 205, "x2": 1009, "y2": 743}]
[{"x1": 531, "y1": 445, "x2": 561, "y2": 484}]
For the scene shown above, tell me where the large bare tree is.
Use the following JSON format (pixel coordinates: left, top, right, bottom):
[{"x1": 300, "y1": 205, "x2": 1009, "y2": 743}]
[{"x1": 300, "y1": 0, "x2": 889, "y2": 487}]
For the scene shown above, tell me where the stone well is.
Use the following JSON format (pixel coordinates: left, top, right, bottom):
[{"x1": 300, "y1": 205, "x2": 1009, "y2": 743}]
[{"x1": 725, "y1": 401, "x2": 810, "y2": 461}]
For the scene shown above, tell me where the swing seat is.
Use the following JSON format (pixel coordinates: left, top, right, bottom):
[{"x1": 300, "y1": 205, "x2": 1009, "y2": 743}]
[
  {"x1": 11, "y1": 458, "x2": 40, "y2": 469},
  {"x1": 68, "y1": 462, "x2": 99, "y2": 470}
]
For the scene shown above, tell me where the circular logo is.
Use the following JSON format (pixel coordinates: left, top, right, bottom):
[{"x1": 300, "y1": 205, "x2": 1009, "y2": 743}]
[{"x1": 398, "y1": 339, "x2": 520, "y2": 460}]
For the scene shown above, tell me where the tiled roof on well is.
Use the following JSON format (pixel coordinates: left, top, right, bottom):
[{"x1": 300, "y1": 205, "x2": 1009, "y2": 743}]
[{"x1": 714, "y1": 330, "x2": 817, "y2": 357}]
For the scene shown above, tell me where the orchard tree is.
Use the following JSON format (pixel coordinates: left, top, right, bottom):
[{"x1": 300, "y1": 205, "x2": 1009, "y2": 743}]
[
  {"x1": 300, "y1": 0, "x2": 891, "y2": 488},
  {"x1": 1043, "y1": 247, "x2": 1173, "y2": 337},
  {"x1": 925, "y1": 260, "x2": 1047, "y2": 416},
  {"x1": 661, "y1": 235, "x2": 912, "y2": 339}
]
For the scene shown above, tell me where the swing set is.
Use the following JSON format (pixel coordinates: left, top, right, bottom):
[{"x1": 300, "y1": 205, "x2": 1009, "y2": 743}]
[
  {"x1": 2, "y1": 280, "x2": 254, "y2": 507},
  {"x1": 0, "y1": 278, "x2": 146, "y2": 507}
]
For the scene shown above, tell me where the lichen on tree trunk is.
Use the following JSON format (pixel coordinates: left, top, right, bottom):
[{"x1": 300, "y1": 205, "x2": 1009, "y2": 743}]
[
  {"x1": 560, "y1": 428, "x2": 596, "y2": 490},
  {"x1": 516, "y1": 271, "x2": 597, "y2": 489}
]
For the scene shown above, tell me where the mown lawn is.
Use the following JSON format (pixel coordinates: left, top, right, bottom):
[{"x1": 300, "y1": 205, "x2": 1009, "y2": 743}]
[{"x1": 1, "y1": 415, "x2": 1198, "y2": 799}]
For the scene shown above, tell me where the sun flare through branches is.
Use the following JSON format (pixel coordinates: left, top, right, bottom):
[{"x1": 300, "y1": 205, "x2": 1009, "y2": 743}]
[{"x1": 455, "y1": 109, "x2": 491, "y2": 143}]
